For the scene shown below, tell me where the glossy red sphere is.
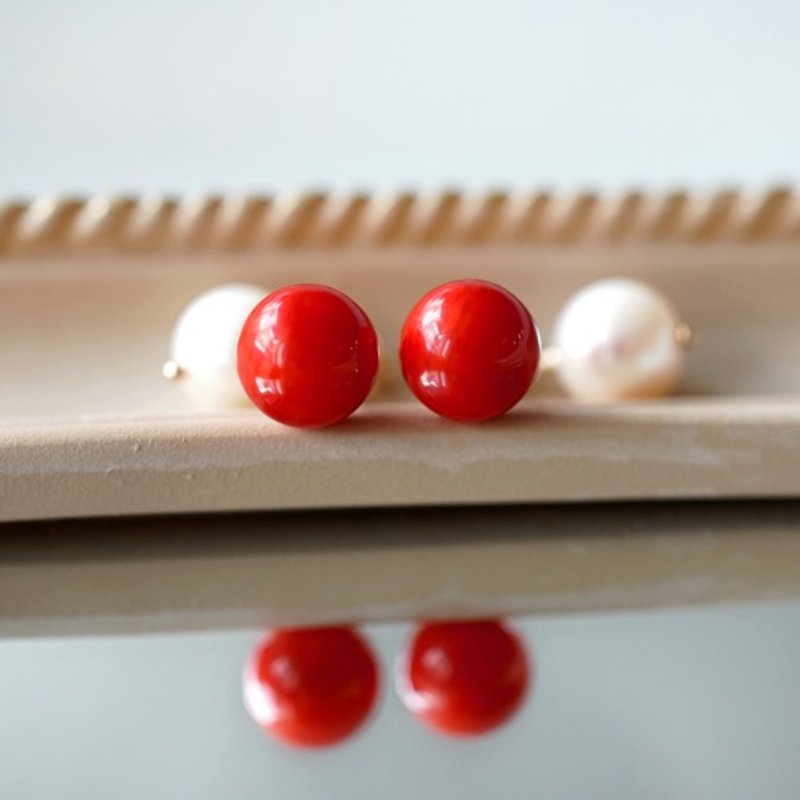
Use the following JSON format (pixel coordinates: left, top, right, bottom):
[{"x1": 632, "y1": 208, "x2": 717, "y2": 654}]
[
  {"x1": 399, "y1": 620, "x2": 530, "y2": 737},
  {"x1": 399, "y1": 280, "x2": 540, "y2": 421},
  {"x1": 244, "y1": 626, "x2": 379, "y2": 748},
  {"x1": 237, "y1": 285, "x2": 379, "y2": 427}
]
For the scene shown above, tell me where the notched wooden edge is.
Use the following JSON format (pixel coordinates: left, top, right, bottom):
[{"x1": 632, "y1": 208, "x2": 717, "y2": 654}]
[{"x1": 1, "y1": 186, "x2": 800, "y2": 254}]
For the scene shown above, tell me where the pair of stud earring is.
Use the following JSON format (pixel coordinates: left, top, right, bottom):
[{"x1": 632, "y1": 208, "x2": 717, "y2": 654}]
[
  {"x1": 166, "y1": 278, "x2": 692, "y2": 427},
  {"x1": 243, "y1": 619, "x2": 530, "y2": 748}
]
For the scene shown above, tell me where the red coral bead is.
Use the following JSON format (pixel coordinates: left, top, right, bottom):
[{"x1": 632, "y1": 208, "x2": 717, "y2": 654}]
[
  {"x1": 244, "y1": 627, "x2": 379, "y2": 748},
  {"x1": 237, "y1": 285, "x2": 379, "y2": 427},
  {"x1": 399, "y1": 620, "x2": 530, "y2": 737},
  {"x1": 399, "y1": 280, "x2": 540, "y2": 421}
]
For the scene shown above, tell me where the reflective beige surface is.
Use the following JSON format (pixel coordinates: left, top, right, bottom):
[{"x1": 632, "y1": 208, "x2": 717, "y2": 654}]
[{"x1": 2, "y1": 502, "x2": 800, "y2": 636}]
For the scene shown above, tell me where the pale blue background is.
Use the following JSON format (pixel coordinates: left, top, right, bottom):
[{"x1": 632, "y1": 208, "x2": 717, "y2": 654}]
[
  {"x1": 2, "y1": 1, "x2": 800, "y2": 797},
  {"x1": 1, "y1": 0, "x2": 798, "y2": 194}
]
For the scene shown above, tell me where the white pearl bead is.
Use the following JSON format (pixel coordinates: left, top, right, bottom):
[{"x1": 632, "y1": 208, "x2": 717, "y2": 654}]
[
  {"x1": 552, "y1": 278, "x2": 685, "y2": 401},
  {"x1": 169, "y1": 283, "x2": 268, "y2": 408}
]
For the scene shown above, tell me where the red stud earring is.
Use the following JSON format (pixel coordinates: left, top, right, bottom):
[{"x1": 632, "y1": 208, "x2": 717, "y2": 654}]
[
  {"x1": 397, "y1": 619, "x2": 530, "y2": 737},
  {"x1": 399, "y1": 280, "x2": 541, "y2": 421},
  {"x1": 243, "y1": 626, "x2": 380, "y2": 748},
  {"x1": 237, "y1": 284, "x2": 379, "y2": 427}
]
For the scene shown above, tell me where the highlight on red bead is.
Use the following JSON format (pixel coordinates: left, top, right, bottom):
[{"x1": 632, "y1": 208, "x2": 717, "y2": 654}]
[
  {"x1": 399, "y1": 280, "x2": 540, "y2": 421},
  {"x1": 237, "y1": 284, "x2": 379, "y2": 427},
  {"x1": 397, "y1": 619, "x2": 530, "y2": 737},
  {"x1": 243, "y1": 626, "x2": 379, "y2": 748}
]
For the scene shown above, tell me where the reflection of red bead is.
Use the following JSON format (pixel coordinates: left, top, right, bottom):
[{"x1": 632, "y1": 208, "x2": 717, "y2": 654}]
[
  {"x1": 399, "y1": 280, "x2": 540, "y2": 421},
  {"x1": 237, "y1": 285, "x2": 379, "y2": 427},
  {"x1": 244, "y1": 627, "x2": 379, "y2": 748},
  {"x1": 399, "y1": 620, "x2": 529, "y2": 737}
]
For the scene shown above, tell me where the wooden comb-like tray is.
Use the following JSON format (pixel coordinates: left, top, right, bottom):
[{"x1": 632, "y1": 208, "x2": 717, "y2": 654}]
[{"x1": 1, "y1": 188, "x2": 799, "y2": 523}]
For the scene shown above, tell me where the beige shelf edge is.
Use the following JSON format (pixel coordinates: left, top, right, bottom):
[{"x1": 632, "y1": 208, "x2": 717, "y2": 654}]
[
  {"x1": 1, "y1": 501, "x2": 799, "y2": 637},
  {"x1": 1, "y1": 398, "x2": 799, "y2": 523},
  {"x1": 3, "y1": 187, "x2": 800, "y2": 253}
]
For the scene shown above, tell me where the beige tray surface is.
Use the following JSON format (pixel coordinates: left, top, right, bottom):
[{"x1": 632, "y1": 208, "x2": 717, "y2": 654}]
[{"x1": 1, "y1": 189, "x2": 799, "y2": 522}]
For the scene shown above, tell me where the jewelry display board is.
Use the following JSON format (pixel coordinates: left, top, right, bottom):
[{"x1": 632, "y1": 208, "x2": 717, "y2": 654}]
[
  {"x1": 1, "y1": 188, "x2": 800, "y2": 633},
  {"x1": 1, "y1": 188, "x2": 799, "y2": 523}
]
